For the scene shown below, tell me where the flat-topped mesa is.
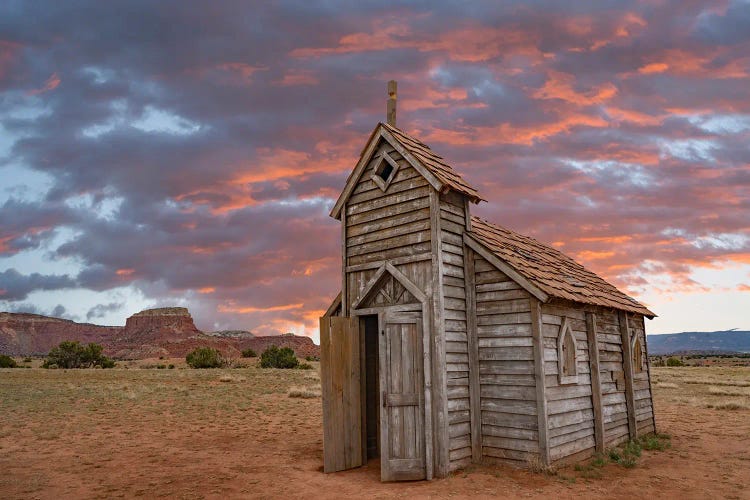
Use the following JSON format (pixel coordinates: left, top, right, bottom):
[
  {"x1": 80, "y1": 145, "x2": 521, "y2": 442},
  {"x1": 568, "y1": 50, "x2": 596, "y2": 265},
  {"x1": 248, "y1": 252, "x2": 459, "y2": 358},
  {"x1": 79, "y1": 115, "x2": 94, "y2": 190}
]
[{"x1": 123, "y1": 307, "x2": 200, "y2": 338}]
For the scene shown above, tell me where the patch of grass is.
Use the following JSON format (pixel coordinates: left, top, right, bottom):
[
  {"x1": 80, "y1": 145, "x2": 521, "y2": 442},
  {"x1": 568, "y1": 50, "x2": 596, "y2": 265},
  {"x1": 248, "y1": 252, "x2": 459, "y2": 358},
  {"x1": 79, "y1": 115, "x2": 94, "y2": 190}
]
[
  {"x1": 287, "y1": 386, "x2": 321, "y2": 398},
  {"x1": 640, "y1": 433, "x2": 671, "y2": 451},
  {"x1": 608, "y1": 440, "x2": 641, "y2": 468},
  {"x1": 526, "y1": 454, "x2": 557, "y2": 475},
  {"x1": 714, "y1": 401, "x2": 749, "y2": 410}
]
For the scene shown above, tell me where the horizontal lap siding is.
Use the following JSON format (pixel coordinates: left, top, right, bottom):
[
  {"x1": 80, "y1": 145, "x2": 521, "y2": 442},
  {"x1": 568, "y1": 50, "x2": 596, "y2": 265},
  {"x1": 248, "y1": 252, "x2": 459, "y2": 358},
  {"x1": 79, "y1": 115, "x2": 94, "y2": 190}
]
[
  {"x1": 631, "y1": 315, "x2": 655, "y2": 435},
  {"x1": 596, "y1": 309, "x2": 630, "y2": 446},
  {"x1": 440, "y1": 195, "x2": 472, "y2": 470},
  {"x1": 541, "y1": 304, "x2": 595, "y2": 461},
  {"x1": 345, "y1": 146, "x2": 433, "y2": 306},
  {"x1": 475, "y1": 254, "x2": 538, "y2": 465}
]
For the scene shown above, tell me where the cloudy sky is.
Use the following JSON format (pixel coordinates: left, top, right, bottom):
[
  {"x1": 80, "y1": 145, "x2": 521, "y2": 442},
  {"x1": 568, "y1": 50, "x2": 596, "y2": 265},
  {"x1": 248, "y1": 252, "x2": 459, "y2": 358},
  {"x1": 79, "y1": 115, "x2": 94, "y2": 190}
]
[{"x1": 1, "y1": 1, "x2": 748, "y2": 340}]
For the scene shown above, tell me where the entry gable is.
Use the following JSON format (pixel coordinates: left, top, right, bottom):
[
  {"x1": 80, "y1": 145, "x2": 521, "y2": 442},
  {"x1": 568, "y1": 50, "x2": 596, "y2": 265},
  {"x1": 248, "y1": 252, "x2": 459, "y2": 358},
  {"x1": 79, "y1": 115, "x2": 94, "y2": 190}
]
[{"x1": 352, "y1": 262, "x2": 427, "y2": 310}]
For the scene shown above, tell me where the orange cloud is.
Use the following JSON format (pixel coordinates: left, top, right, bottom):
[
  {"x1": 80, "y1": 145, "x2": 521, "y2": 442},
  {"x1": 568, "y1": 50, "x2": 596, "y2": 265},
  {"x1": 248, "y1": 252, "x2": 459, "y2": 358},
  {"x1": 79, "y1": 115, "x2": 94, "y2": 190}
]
[
  {"x1": 277, "y1": 69, "x2": 319, "y2": 86},
  {"x1": 116, "y1": 268, "x2": 134, "y2": 276},
  {"x1": 638, "y1": 62, "x2": 668, "y2": 74},
  {"x1": 198, "y1": 287, "x2": 215, "y2": 294},
  {"x1": 218, "y1": 302, "x2": 304, "y2": 314},
  {"x1": 27, "y1": 72, "x2": 60, "y2": 95},
  {"x1": 533, "y1": 71, "x2": 618, "y2": 105}
]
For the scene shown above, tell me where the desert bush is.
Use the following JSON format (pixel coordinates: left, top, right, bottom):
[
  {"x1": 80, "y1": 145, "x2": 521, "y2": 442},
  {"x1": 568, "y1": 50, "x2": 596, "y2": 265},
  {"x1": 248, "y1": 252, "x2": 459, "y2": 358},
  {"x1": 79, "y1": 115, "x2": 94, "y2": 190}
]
[
  {"x1": 297, "y1": 362, "x2": 314, "y2": 370},
  {"x1": 305, "y1": 355, "x2": 319, "y2": 362},
  {"x1": 259, "y1": 346, "x2": 299, "y2": 369},
  {"x1": 168, "y1": 364, "x2": 175, "y2": 369},
  {"x1": 185, "y1": 347, "x2": 225, "y2": 368},
  {"x1": 0, "y1": 354, "x2": 18, "y2": 368},
  {"x1": 42, "y1": 341, "x2": 115, "y2": 369},
  {"x1": 23, "y1": 357, "x2": 32, "y2": 363},
  {"x1": 241, "y1": 348, "x2": 257, "y2": 358},
  {"x1": 666, "y1": 357, "x2": 685, "y2": 367}
]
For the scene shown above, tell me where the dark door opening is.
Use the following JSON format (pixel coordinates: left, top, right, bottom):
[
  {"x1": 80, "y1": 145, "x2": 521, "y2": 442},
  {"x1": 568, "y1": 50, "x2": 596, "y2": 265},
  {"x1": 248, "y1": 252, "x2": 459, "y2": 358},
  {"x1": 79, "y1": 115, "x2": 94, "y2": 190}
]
[{"x1": 363, "y1": 314, "x2": 380, "y2": 460}]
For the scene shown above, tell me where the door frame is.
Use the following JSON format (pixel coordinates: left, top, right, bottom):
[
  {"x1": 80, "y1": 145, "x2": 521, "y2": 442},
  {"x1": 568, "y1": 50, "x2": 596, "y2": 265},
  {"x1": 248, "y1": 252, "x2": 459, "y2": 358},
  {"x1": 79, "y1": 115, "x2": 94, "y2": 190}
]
[{"x1": 351, "y1": 262, "x2": 434, "y2": 480}]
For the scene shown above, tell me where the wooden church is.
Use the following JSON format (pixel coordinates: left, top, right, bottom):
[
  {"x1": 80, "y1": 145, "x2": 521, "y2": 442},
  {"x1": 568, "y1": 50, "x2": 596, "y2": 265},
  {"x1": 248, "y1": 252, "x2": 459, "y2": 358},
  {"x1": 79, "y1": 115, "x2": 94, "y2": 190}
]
[{"x1": 320, "y1": 82, "x2": 656, "y2": 481}]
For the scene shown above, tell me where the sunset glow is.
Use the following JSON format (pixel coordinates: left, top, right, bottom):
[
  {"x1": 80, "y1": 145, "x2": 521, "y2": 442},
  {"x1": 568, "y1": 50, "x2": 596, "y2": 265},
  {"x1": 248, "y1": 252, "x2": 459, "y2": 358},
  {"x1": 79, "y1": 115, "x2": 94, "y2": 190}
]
[{"x1": 0, "y1": 1, "x2": 747, "y2": 340}]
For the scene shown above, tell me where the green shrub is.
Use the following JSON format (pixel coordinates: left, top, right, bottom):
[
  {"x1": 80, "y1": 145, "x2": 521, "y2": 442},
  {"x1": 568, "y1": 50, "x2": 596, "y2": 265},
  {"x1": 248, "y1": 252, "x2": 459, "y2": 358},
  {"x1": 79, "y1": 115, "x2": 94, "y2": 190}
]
[
  {"x1": 298, "y1": 362, "x2": 314, "y2": 370},
  {"x1": 168, "y1": 364, "x2": 175, "y2": 369},
  {"x1": 259, "y1": 346, "x2": 299, "y2": 369},
  {"x1": 42, "y1": 341, "x2": 115, "y2": 369},
  {"x1": 666, "y1": 357, "x2": 684, "y2": 367},
  {"x1": 0, "y1": 354, "x2": 18, "y2": 368},
  {"x1": 305, "y1": 355, "x2": 319, "y2": 362},
  {"x1": 186, "y1": 347, "x2": 225, "y2": 368},
  {"x1": 241, "y1": 348, "x2": 257, "y2": 358},
  {"x1": 23, "y1": 357, "x2": 32, "y2": 363}
]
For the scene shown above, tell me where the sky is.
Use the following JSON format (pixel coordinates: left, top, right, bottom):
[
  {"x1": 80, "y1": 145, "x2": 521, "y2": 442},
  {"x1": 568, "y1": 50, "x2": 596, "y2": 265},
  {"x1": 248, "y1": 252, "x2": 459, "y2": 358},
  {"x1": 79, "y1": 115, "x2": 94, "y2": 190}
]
[{"x1": 0, "y1": 1, "x2": 748, "y2": 341}]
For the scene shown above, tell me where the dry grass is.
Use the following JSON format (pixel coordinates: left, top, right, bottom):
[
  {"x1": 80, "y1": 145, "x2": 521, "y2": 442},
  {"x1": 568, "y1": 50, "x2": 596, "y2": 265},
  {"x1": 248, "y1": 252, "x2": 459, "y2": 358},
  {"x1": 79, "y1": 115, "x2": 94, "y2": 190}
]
[
  {"x1": 287, "y1": 385, "x2": 322, "y2": 398},
  {"x1": 652, "y1": 366, "x2": 750, "y2": 411}
]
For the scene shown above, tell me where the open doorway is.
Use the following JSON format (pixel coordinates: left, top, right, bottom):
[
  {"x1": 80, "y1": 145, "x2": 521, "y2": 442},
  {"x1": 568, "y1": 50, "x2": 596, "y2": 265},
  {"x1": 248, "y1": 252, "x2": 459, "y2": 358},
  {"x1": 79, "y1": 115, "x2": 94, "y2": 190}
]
[{"x1": 362, "y1": 314, "x2": 380, "y2": 461}]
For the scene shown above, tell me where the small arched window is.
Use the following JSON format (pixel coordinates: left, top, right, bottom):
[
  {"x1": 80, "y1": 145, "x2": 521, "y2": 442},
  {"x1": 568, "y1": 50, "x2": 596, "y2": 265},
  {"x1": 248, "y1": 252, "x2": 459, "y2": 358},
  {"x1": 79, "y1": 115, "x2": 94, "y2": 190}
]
[
  {"x1": 557, "y1": 318, "x2": 578, "y2": 384},
  {"x1": 632, "y1": 334, "x2": 644, "y2": 374}
]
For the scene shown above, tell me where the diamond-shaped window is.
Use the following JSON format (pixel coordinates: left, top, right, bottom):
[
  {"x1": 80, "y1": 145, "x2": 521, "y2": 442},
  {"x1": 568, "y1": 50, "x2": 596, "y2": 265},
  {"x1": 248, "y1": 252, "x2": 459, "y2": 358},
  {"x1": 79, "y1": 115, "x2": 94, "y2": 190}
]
[{"x1": 371, "y1": 152, "x2": 400, "y2": 191}]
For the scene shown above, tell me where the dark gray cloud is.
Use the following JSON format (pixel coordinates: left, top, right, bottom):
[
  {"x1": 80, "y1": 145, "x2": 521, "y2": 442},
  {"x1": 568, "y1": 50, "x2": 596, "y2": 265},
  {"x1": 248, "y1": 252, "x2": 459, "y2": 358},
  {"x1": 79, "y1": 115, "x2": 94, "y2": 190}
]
[{"x1": 0, "y1": 0, "x2": 748, "y2": 334}]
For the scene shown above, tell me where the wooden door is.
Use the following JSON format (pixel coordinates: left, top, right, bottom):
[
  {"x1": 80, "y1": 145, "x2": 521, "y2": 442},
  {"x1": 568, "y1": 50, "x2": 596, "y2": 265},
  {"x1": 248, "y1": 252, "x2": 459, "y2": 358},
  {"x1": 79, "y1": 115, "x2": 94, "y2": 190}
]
[
  {"x1": 379, "y1": 311, "x2": 426, "y2": 481},
  {"x1": 320, "y1": 316, "x2": 362, "y2": 473}
]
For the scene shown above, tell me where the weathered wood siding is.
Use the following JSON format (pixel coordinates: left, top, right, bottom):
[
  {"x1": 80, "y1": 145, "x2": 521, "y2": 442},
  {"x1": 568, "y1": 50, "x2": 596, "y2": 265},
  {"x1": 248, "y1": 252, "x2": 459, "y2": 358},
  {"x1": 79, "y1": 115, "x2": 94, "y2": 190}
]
[
  {"x1": 630, "y1": 315, "x2": 655, "y2": 435},
  {"x1": 540, "y1": 302, "x2": 595, "y2": 461},
  {"x1": 345, "y1": 141, "x2": 433, "y2": 306},
  {"x1": 439, "y1": 193, "x2": 472, "y2": 470},
  {"x1": 595, "y1": 309, "x2": 631, "y2": 447},
  {"x1": 474, "y1": 254, "x2": 539, "y2": 466}
]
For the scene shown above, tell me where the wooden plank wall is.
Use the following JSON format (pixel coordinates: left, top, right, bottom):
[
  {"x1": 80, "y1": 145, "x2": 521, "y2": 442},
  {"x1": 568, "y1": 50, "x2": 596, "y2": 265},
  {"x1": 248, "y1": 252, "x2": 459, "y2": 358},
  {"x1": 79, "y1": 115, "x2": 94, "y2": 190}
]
[
  {"x1": 438, "y1": 193, "x2": 472, "y2": 470},
  {"x1": 345, "y1": 141, "x2": 433, "y2": 306},
  {"x1": 630, "y1": 315, "x2": 656, "y2": 435},
  {"x1": 473, "y1": 254, "x2": 539, "y2": 466},
  {"x1": 595, "y1": 309, "x2": 631, "y2": 447},
  {"x1": 539, "y1": 303, "x2": 595, "y2": 461}
]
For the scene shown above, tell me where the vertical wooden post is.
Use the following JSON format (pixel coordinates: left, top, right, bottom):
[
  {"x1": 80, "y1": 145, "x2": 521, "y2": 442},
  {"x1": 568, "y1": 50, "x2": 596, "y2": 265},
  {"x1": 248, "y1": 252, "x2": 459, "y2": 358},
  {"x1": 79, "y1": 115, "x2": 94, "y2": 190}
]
[
  {"x1": 530, "y1": 298, "x2": 550, "y2": 465},
  {"x1": 586, "y1": 312, "x2": 605, "y2": 453},
  {"x1": 341, "y1": 210, "x2": 348, "y2": 316},
  {"x1": 429, "y1": 189, "x2": 449, "y2": 476},
  {"x1": 463, "y1": 246, "x2": 482, "y2": 462},
  {"x1": 618, "y1": 311, "x2": 638, "y2": 440},
  {"x1": 387, "y1": 80, "x2": 397, "y2": 127},
  {"x1": 641, "y1": 317, "x2": 658, "y2": 434}
]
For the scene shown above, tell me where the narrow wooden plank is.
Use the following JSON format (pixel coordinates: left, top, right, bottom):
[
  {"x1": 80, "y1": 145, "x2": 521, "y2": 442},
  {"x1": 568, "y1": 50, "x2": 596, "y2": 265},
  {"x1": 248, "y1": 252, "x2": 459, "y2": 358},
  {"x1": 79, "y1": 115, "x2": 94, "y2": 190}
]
[
  {"x1": 430, "y1": 189, "x2": 449, "y2": 477},
  {"x1": 640, "y1": 315, "x2": 657, "y2": 435},
  {"x1": 462, "y1": 245, "x2": 482, "y2": 463},
  {"x1": 341, "y1": 211, "x2": 348, "y2": 316},
  {"x1": 586, "y1": 312, "x2": 605, "y2": 453},
  {"x1": 530, "y1": 297, "x2": 550, "y2": 466},
  {"x1": 618, "y1": 311, "x2": 637, "y2": 440}
]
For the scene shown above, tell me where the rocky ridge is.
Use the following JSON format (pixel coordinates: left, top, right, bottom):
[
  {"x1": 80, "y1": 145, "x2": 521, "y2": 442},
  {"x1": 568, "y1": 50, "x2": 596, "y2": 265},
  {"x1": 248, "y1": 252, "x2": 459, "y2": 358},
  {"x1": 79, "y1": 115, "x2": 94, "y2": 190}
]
[{"x1": 0, "y1": 307, "x2": 318, "y2": 359}]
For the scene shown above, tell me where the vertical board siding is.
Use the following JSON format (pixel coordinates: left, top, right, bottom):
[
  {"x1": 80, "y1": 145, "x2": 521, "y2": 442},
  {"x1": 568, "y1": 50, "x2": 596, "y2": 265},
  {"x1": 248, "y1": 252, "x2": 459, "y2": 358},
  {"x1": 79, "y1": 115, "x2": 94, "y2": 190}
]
[
  {"x1": 440, "y1": 194, "x2": 472, "y2": 471},
  {"x1": 540, "y1": 303, "x2": 595, "y2": 461},
  {"x1": 474, "y1": 254, "x2": 539, "y2": 466}
]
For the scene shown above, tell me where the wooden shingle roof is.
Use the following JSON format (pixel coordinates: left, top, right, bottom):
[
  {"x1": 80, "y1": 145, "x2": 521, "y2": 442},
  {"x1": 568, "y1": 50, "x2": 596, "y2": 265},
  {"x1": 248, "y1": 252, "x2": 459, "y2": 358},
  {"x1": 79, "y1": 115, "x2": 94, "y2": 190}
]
[
  {"x1": 381, "y1": 123, "x2": 484, "y2": 203},
  {"x1": 469, "y1": 216, "x2": 655, "y2": 318}
]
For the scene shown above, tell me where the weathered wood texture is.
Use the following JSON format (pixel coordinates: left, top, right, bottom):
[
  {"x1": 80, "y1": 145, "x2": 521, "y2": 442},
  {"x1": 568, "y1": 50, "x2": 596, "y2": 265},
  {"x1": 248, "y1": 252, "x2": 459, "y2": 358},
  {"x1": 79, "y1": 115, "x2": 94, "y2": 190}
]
[
  {"x1": 585, "y1": 312, "x2": 605, "y2": 453},
  {"x1": 321, "y1": 316, "x2": 362, "y2": 473},
  {"x1": 629, "y1": 314, "x2": 656, "y2": 435},
  {"x1": 439, "y1": 192, "x2": 474, "y2": 470},
  {"x1": 473, "y1": 254, "x2": 539, "y2": 467},
  {"x1": 345, "y1": 140, "x2": 433, "y2": 310},
  {"x1": 619, "y1": 311, "x2": 638, "y2": 440},
  {"x1": 541, "y1": 302, "x2": 595, "y2": 461}
]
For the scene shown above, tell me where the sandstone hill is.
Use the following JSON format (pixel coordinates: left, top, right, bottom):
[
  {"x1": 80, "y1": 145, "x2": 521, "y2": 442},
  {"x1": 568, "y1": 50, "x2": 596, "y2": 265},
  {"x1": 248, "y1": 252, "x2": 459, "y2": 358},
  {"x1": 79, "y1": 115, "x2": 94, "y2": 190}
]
[{"x1": 0, "y1": 307, "x2": 319, "y2": 360}]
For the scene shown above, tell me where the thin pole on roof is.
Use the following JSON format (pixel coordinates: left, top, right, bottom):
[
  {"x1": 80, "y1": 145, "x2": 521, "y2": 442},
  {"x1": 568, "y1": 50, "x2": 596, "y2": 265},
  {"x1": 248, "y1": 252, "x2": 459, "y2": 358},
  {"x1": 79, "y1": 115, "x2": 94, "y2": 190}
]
[{"x1": 387, "y1": 80, "x2": 397, "y2": 127}]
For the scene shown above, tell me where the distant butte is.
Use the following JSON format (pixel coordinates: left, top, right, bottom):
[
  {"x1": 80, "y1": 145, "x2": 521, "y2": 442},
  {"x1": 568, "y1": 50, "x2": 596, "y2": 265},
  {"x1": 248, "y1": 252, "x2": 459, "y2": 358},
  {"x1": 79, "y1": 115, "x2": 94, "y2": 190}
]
[{"x1": 0, "y1": 307, "x2": 318, "y2": 359}]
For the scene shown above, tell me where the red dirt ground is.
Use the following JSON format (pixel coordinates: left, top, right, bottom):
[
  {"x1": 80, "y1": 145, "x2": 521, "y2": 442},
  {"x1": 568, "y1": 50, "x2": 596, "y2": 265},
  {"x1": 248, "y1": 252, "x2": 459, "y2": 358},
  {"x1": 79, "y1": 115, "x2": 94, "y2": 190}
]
[{"x1": 1, "y1": 366, "x2": 748, "y2": 499}]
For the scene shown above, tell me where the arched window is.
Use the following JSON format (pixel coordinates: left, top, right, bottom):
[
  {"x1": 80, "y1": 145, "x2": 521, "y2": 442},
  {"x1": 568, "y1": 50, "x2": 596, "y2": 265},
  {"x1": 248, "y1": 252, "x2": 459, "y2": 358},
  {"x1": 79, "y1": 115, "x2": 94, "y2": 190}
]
[
  {"x1": 632, "y1": 334, "x2": 644, "y2": 374},
  {"x1": 557, "y1": 318, "x2": 578, "y2": 384}
]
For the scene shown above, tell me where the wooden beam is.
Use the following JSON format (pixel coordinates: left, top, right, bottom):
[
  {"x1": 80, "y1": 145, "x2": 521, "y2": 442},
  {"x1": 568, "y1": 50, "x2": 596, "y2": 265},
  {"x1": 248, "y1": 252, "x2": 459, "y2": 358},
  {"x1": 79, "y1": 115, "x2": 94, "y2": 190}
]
[
  {"x1": 345, "y1": 252, "x2": 432, "y2": 273},
  {"x1": 641, "y1": 316, "x2": 658, "y2": 434},
  {"x1": 341, "y1": 210, "x2": 348, "y2": 316},
  {"x1": 380, "y1": 127, "x2": 444, "y2": 194},
  {"x1": 421, "y1": 301, "x2": 434, "y2": 480},
  {"x1": 463, "y1": 233, "x2": 549, "y2": 303},
  {"x1": 618, "y1": 311, "x2": 638, "y2": 440},
  {"x1": 462, "y1": 245, "x2": 482, "y2": 463},
  {"x1": 463, "y1": 197, "x2": 472, "y2": 231},
  {"x1": 429, "y1": 189, "x2": 449, "y2": 477},
  {"x1": 323, "y1": 291, "x2": 342, "y2": 318},
  {"x1": 387, "y1": 80, "x2": 397, "y2": 127},
  {"x1": 585, "y1": 312, "x2": 605, "y2": 453},
  {"x1": 530, "y1": 297, "x2": 550, "y2": 465}
]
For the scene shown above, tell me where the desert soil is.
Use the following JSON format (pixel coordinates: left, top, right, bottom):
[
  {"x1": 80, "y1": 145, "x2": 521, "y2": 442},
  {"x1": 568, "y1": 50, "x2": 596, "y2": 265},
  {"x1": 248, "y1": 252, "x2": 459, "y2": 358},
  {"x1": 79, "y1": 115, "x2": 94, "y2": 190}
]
[{"x1": 1, "y1": 362, "x2": 749, "y2": 499}]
